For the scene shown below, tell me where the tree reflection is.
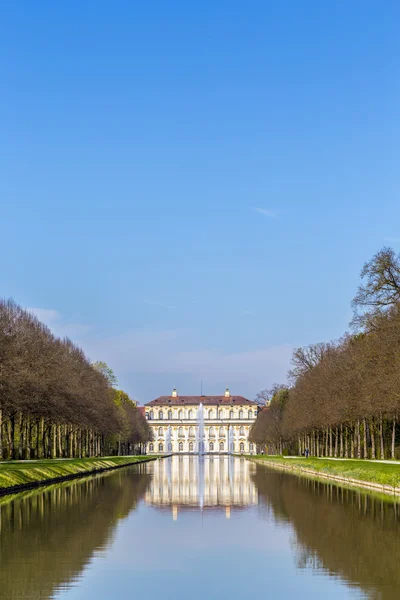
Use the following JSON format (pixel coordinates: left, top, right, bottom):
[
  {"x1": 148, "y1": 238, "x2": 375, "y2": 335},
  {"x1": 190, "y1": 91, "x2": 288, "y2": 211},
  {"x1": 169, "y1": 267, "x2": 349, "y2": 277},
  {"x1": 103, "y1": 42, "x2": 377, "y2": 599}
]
[
  {"x1": 0, "y1": 465, "x2": 151, "y2": 599},
  {"x1": 253, "y1": 466, "x2": 400, "y2": 598}
]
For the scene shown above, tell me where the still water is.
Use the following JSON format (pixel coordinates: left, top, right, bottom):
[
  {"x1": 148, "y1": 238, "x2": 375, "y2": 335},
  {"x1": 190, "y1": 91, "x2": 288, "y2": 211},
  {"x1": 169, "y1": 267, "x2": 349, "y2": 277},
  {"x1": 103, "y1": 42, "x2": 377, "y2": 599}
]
[{"x1": 1, "y1": 456, "x2": 399, "y2": 599}]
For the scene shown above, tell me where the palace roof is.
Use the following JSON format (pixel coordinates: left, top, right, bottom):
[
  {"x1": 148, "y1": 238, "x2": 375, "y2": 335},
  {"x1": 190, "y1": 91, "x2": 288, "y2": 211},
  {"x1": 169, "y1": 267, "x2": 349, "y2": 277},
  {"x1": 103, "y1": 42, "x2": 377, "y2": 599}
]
[{"x1": 145, "y1": 396, "x2": 254, "y2": 406}]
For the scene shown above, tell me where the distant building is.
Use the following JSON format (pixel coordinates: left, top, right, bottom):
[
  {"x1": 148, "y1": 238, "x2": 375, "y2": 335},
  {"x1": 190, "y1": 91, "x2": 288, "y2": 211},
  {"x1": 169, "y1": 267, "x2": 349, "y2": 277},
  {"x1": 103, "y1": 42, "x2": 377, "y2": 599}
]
[{"x1": 144, "y1": 388, "x2": 257, "y2": 454}]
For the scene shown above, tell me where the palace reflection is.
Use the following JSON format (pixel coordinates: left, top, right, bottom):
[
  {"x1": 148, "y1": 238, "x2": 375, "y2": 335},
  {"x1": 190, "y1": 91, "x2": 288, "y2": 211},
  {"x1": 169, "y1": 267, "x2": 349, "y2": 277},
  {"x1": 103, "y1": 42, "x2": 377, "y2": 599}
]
[{"x1": 145, "y1": 456, "x2": 258, "y2": 518}]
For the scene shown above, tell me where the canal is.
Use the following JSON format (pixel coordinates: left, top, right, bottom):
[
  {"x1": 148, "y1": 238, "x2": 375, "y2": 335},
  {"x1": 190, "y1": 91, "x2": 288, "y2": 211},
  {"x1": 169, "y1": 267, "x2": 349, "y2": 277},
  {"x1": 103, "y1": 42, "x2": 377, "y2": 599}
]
[{"x1": 1, "y1": 456, "x2": 399, "y2": 599}]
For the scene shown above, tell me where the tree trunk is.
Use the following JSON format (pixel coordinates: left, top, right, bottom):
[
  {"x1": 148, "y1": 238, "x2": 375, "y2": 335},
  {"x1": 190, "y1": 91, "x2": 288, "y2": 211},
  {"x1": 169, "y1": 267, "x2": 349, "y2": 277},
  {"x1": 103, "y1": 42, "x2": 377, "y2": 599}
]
[
  {"x1": 10, "y1": 415, "x2": 15, "y2": 460},
  {"x1": 363, "y1": 418, "x2": 368, "y2": 459},
  {"x1": 39, "y1": 418, "x2": 45, "y2": 459},
  {"x1": 370, "y1": 419, "x2": 376, "y2": 459},
  {"x1": 51, "y1": 424, "x2": 56, "y2": 459},
  {"x1": 26, "y1": 417, "x2": 31, "y2": 459},
  {"x1": 334, "y1": 426, "x2": 338, "y2": 458},
  {"x1": 392, "y1": 416, "x2": 396, "y2": 460},
  {"x1": 340, "y1": 424, "x2": 344, "y2": 458},
  {"x1": 350, "y1": 425, "x2": 354, "y2": 458},
  {"x1": 18, "y1": 413, "x2": 23, "y2": 459},
  {"x1": 356, "y1": 420, "x2": 361, "y2": 459},
  {"x1": 58, "y1": 425, "x2": 62, "y2": 458},
  {"x1": 69, "y1": 426, "x2": 74, "y2": 458},
  {"x1": 379, "y1": 413, "x2": 384, "y2": 460}
]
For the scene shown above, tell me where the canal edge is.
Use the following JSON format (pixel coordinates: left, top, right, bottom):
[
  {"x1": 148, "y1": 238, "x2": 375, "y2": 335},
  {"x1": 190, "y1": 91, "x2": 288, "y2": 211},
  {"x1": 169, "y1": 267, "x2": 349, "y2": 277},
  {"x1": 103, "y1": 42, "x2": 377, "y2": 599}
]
[
  {"x1": 0, "y1": 456, "x2": 162, "y2": 498},
  {"x1": 248, "y1": 458, "x2": 400, "y2": 497}
]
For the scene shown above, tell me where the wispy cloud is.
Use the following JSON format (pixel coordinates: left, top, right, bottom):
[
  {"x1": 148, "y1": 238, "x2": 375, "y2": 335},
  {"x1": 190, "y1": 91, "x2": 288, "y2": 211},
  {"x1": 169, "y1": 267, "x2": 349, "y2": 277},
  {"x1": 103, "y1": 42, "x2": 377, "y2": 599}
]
[
  {"x1": 26, "y1": 307, "x2": 293, "y2": 403},
  {"x1": 384, "y1": 237, "x2": 400, "y2": 244},
  {"x1": 84, "y1": 328, "x2": 292, "y2": 401},
  {"x1": 28, "y1": 307, "x2": 60, "y2": 323},
  {"x1": 252, "y1": 207, "x2": 278, "y2": 218},
  {"x1": 142, "y1": 299, "x2": 176, "y2": 309},
  {"x1": 27, "y1": 307, "x2": 91, "y2": 339}
]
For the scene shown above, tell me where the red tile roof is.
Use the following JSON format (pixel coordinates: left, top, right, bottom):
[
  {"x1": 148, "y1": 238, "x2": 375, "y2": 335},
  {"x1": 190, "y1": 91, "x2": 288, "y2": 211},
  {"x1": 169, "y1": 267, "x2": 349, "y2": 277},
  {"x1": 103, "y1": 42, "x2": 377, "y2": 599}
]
[{"x1": 145, "y1": 395, "x2": 254, "y2": 406}]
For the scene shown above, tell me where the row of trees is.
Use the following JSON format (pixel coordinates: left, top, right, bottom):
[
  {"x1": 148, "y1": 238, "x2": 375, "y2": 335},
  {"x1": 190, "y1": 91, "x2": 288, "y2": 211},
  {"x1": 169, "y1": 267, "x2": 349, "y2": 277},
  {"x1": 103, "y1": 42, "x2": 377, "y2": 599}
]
[
  {"x1": 251, "y1": 247, "x2": 400, "y2": 459},
  {"x1": 0, "y1": 300, "x2": 152, "y2": 459}
]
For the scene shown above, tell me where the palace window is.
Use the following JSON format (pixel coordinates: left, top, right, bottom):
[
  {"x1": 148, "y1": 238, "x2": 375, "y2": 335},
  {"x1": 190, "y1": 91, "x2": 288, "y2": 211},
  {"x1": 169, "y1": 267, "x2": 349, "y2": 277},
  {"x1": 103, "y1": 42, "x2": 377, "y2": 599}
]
[
  {"x1": 209, "y1": 427, "x2": 215, "y2": 437},
  {"x1": 229, "y1": 410, "x2": 234, "y2": 419},
  {"x1": 179, "y1": 442, "x2": 183, "y2": 452},
  {"x1": 178, "y1": 427, "x2": 183, "y2": 437},
  {"x1": 249, "y1": 443, "x2": 254, "y2": 451},
  {"x1": 218, "y1": 410, "x2": 224, "y2": 419},
  {"x1": 159, "y1": 410, "x2": 164, "y2": 419},
  {"x1": 219, "y1": 427, "x2": 225, "y2": 437},
  {"x1": 158, "y1": 427, "x2": 163, "y2": 436},
  {"x1": 149, "y1": 410, "x2": 154, "y2": 420},
  {"x1": 239, "y1": 410, "x2": 244, "y2": 419},
  {"x1": 189, "y1": 442, "x2": 194, "y2": 452},
  {"x1": 168, "y1": 410, "x2": 173, "y2": 420},
  {"x1": 149, "y1": 443, "x2": 154, "y2": 452},
  {"x1": 219, "y1": 442, "x2": 224, "y2": 452},
  {"x1": 188, "y1": 409, "x2": 193, "y2": 419},
  {"x1": 239, "y1": 426, "x2": 244, "y2": 436},
  {"x1": 248, "y1": 410, "x2": 253, "y2": 419},
  {"x1": 209, "y1": 410, "x2": 214, "y2": 419},
  {"x1": 159, "y1": 443, "x2": 164, "y2": 452},
  {"x1": 189, "y1": 426, "x2": 194, "y2": 438},
  {"x1": 209, "y1": 442, "x2": 214, "y2": 451},
  {"x1": 168, "y1": 443, "x2": 173, "y2": 452},
  {"x1": 178, "y1": 409, "x2": 183, "y2": 420},
  {"x1": 145, "y1": 412, "x2": 149, "y2": 419},
  {"x1": 240, "y1": 442, "x2": 245, "y2": 452}
]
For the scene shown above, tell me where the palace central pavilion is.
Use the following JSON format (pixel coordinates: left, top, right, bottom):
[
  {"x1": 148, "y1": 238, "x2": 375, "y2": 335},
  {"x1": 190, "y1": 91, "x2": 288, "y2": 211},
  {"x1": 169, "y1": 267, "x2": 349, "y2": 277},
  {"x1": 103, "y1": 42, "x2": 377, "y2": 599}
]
[{"x1": 145, "y1": 388, "x2": 258, "y2": 454}]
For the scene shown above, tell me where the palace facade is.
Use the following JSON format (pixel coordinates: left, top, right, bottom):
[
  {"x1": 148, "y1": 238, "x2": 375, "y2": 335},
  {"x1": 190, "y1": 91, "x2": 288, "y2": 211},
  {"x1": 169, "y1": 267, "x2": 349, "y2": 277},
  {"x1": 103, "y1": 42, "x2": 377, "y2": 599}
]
[{"x1": 145, "y1": 388, "x2": 258, "y2": 454}]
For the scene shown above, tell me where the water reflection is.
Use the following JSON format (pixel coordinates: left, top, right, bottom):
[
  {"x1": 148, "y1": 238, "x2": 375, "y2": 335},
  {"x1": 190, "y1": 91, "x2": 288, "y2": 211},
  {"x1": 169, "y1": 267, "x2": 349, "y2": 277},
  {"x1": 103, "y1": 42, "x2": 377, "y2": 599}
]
[
  {"x1": 1, "y1": 458, "x2": 400, "y2": 599},
  {"x1": 145, "y1": 455, "x2": 258, "y2": 517},
  {"x1": 253, "y1": 464, "x2": 400, "y2": 599},
  {"x1": 0, "y1": 465, "x2": 151, "y2": 600}
]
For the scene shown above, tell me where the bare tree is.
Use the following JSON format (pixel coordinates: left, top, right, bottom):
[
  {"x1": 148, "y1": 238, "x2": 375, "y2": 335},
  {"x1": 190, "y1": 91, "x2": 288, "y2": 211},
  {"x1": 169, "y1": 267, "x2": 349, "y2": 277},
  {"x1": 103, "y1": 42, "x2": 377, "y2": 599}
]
[
  {"x1": 351, "y1": 247, "x2": 400, "y2": 330},
  {"x1": 288, "y1": 342, "x2": 332, "y2": 384}
]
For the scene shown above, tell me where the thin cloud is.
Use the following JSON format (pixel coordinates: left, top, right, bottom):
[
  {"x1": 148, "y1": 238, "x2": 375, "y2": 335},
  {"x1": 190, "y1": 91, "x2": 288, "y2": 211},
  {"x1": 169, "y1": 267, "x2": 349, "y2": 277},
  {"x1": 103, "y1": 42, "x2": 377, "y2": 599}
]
[
  {"x1": 27, "y1": 307, "x2": 60, "y2": 323},
  {"x1": 252, "y1": 207, "x2": 278, "y2": 218},
  {"x1": 384, "y1": 237, "x2": 400, "y2": 244},
  {"x1": 26, "y1": 307, "x2": 91, "y2": 338},
  {"x1": 143, "y1": 299, "x2": 176, "y2": 309}
]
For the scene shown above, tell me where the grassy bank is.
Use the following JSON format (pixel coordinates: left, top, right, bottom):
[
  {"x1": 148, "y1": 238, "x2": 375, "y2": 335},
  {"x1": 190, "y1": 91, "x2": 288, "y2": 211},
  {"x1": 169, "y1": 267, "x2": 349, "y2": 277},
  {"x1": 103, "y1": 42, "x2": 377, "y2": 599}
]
[
  {"x1": 0, "y1": 456, "x2": 156, "y2": 495},
  {"x1": 249, "y1": 456, "x2": 400, "y2": 493}
]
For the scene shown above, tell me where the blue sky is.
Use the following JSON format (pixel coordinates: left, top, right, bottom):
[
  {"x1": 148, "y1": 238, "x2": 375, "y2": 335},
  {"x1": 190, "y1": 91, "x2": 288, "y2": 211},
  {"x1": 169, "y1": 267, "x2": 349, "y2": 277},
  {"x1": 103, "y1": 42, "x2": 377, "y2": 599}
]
[{"x1": 1, "y1": 1, "x2": 399, "y2": 402}]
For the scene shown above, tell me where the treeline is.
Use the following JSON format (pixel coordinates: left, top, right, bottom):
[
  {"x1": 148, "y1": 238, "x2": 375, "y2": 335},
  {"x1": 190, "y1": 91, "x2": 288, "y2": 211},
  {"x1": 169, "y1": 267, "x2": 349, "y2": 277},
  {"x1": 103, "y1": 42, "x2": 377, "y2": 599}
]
[
  {"x1": 250, "y1": 247, "x2": 400, "y2": 459},
  {"x1": 0, "y1": 299, "x2": 152, "y2": 460}
]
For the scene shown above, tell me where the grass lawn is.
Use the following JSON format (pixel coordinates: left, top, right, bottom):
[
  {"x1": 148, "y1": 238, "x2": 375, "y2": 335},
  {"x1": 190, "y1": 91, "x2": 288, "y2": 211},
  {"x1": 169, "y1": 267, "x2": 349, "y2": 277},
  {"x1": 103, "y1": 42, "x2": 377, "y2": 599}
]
[
  {"x1": 250, "y1": 455, "x2": 400, "y2": 489},
  {"x1": 0, "y1": 456, "x2": 154, "y2": 491}
]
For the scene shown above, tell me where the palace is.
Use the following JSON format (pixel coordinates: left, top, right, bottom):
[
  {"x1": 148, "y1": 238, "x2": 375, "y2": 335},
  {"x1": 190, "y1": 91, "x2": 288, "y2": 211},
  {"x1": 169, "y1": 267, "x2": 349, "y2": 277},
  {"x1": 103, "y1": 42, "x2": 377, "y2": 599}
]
[{"x1": 145, "y1": 388, "x2": 258, "y2": 455}]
